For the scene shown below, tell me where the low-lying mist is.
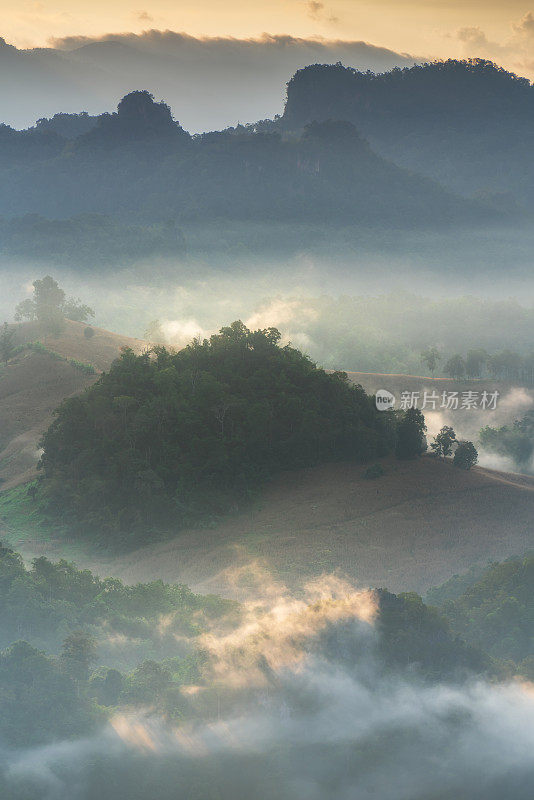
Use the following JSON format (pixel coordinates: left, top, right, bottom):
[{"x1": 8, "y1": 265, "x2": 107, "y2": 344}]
[
  {"x1": 3, "y1": 571, "x2": 534, "y2": 800},
  {"x1": 4, "y1": 251, "x2": 534, "y2": 476}
]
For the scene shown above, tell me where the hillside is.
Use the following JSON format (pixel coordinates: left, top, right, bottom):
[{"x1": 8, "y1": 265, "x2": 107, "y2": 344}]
[
  {"x1": 2, "y1": 325, "x2": 534, "y2": 602},
  {"x1": 0, "y1": 320, "x2": 146, "y2": 489},
  {"x1": 62, "y1": 455, "x2": 534, "y2": 600},
  {"x1": 4, "y1": 452, "x2": 534, "y2": 602}
]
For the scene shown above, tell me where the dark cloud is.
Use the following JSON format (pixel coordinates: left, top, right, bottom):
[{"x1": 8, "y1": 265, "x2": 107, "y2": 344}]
[
  {"x1": 306, "y1": 1, "x2": 340, "y2": 26},
  {"x1": 0, "y1": 31, "x2": 416, "y2": 131}
]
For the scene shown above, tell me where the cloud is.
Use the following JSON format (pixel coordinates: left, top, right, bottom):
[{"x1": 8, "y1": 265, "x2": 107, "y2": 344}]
[
  {"x1": 306, "y1": 1, "x2": 339, "y2": 25},
  {"x1": 5, "y1": 575, "x2": 534, "y2": 799},
  {"x1": 135, "y1": 10, "x2": 154, "y2": 23},
  {"x1": 513, "y1": 11, "x2": 534, "y2": 37},
  {"x1": 0, "y1": 31, "x2": 416, "y2": 131},
  {"x1": 455, "y1": 11, "x2": 534, "y2": 76}
]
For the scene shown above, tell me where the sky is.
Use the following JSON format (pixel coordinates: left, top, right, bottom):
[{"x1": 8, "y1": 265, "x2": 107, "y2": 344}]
[
  {"x1": 4, "y1": 0, "x2": 534, "y2": 77},
  {"x1": 3, "y1": 1, "x2": 534, "y2": 131}
]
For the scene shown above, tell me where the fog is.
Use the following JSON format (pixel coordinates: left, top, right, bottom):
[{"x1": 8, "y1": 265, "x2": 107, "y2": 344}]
[
  {"x1": 3, "y1": 573, "x2": 534, "y2": 800},
  {"x1": 0, "y1": 32, "x2": 415, "y2": 132}
]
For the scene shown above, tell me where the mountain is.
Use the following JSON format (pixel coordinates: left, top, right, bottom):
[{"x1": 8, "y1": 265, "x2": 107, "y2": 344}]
[
  {"x1": 0, "y1": 34, "x2": 415, "y2": 132},
  {"x1": 0, "y1": 90, "x2": 495, "y2": 231},
  {"x1": 280, "y1": 59, "x2": 534, "y2": 206}
]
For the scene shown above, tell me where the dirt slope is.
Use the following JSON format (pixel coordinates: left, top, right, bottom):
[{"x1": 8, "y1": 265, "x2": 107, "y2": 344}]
[
  {"x1": 87, "y1": 455, "x2": 534, "y2": 599},
  {"x1": 0, "y1": 321, "x2": 146, "y2": 489}
]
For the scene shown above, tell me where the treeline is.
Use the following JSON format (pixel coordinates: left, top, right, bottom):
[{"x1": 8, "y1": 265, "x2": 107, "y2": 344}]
[
  {"x1": 432, "y1": 348, "x2": 534, "y2": 383},
  {"x1": 0, "y1": 214, "x2": 186, "y2": 267},
  {"x1": 235, "y1": 294, "x2": 534, "y2": 378}
]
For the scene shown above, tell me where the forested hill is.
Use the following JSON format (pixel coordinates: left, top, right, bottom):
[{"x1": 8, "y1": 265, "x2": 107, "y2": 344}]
[
  {"x1": 0, "y1": 87, "x2": 495, "y2": 229},
  {"x1": 36, "y1": 322, "x2": 394, "y2": 547},
  {"x1": 280, "y1": 59, "x2": 534, "y2": 204}
]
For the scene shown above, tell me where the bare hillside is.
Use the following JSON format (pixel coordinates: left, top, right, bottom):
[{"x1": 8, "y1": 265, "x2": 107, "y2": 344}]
[
  {"x1": 86, "y1": 456, "x2": 534, "y2": 599},
  {"x1": 0, "y1": 321, "x2": 146, "y2": 489}
]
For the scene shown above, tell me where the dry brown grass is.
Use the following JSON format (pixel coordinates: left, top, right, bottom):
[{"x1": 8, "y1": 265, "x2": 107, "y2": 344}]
[
  {"x1": 86, "y1": 456, "x2": 534, "y2": 598},
  {"x1": 0, "y1": 321, "x2": 146, "y2": 489}
]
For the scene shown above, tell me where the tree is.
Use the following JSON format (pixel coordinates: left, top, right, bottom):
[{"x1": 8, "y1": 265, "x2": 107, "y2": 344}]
[
  {"x1": 431, "y1": 426, "x2": 456, "y2": 458},
  {"x1": 15, "y1": 276, "x2": 94, "y2": 334},
  {"x1": 0, "y1": 322, "x2": 15, "y2": 365},
  {"x1": 465, "y1": 349, "x2": 487, "y2": 379},
  {"x1": 453, "y1": 440, "x2": 478, "y2": 470},
  {"x1": 37, "y1": 322, "x2": 393, "y2": 543},
  {"x1": 395, "y1": 407, "x2": 427, "y2": 459},
  {"x1": 444, "y1": 354, "x2": 466, "y2": 381},
  {"x1": 62, "y1": 297, "x2": 95, "y2": 323},
  {"x1": 421, "y1": 346, "x2": 441, "y2": 377},
  {"x1": 15, "y1": 275, "x2": 65, "y2": 334},
  {"x1": 61, "y1": 630, "x2": 97, "y2": 682}
]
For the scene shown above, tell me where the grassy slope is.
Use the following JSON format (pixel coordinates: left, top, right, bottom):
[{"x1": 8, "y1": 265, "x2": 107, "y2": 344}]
[{"x1": 0, "y1": 320, "x2": 146, "y2": 490}]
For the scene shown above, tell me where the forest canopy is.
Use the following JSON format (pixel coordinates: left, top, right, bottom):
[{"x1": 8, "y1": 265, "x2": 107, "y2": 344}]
[{"x1": 37, "y1": 322, "x2": 394, "y2": 545}]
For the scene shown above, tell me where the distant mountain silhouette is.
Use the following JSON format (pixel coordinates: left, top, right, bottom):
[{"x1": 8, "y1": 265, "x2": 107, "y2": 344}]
[
  {"x1": 75, "y1": 90, "x2": 190, "y2": 151},
  {"x1": 0, "y1": 90, "x2": 493, "y2": 228},
  {"x1": 280, "y1": 59, "x2": 534, "y2": 204},
  {"x1": 32, "y1": 112, "x2": 99, "y2": 139}
]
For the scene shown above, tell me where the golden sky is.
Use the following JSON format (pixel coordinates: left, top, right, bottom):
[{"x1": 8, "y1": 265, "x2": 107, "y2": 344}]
[{"x1": 5, "y1": 0, "x2": 534, "y2": 77}]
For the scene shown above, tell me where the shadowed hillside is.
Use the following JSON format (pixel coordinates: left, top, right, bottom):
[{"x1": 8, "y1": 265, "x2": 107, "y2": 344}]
[{"x1": 60, "y1": 455, "x2": 534, "y2": 600}]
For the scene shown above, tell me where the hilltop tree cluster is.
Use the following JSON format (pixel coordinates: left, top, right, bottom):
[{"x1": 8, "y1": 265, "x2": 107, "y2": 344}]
[
  {"x1": 37, "y1": 322, "x2": 395, "y2": 544},
  {"x1": 15, "y1": 275, "x2": 94, "y2": 335}
]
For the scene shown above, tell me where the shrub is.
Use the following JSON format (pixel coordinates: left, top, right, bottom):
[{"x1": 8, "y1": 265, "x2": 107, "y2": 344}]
[
  {"x1": 363, "y1": 463, "x2": 385, "y2": 479},
  {"x1": 453, "y1": 440, "x2": 478, "y2": 470}
]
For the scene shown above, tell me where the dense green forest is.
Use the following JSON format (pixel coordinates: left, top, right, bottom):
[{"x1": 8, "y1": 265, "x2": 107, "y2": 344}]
[
  {"x1": 36, "y1": 322, "x2": 396, "y2": 544},
  {"x1": 0, "y1": 542, "x2": 234, "y2": 667},
  {"x1": 428, "y1": 555, "x2": 534, "y2": 675},
  {"x1": 0, "y1": 543, "x2": 488, "y2": 750},
  {"x1": 479, "y1": 412, "x2": 534, "y2": 469}
]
